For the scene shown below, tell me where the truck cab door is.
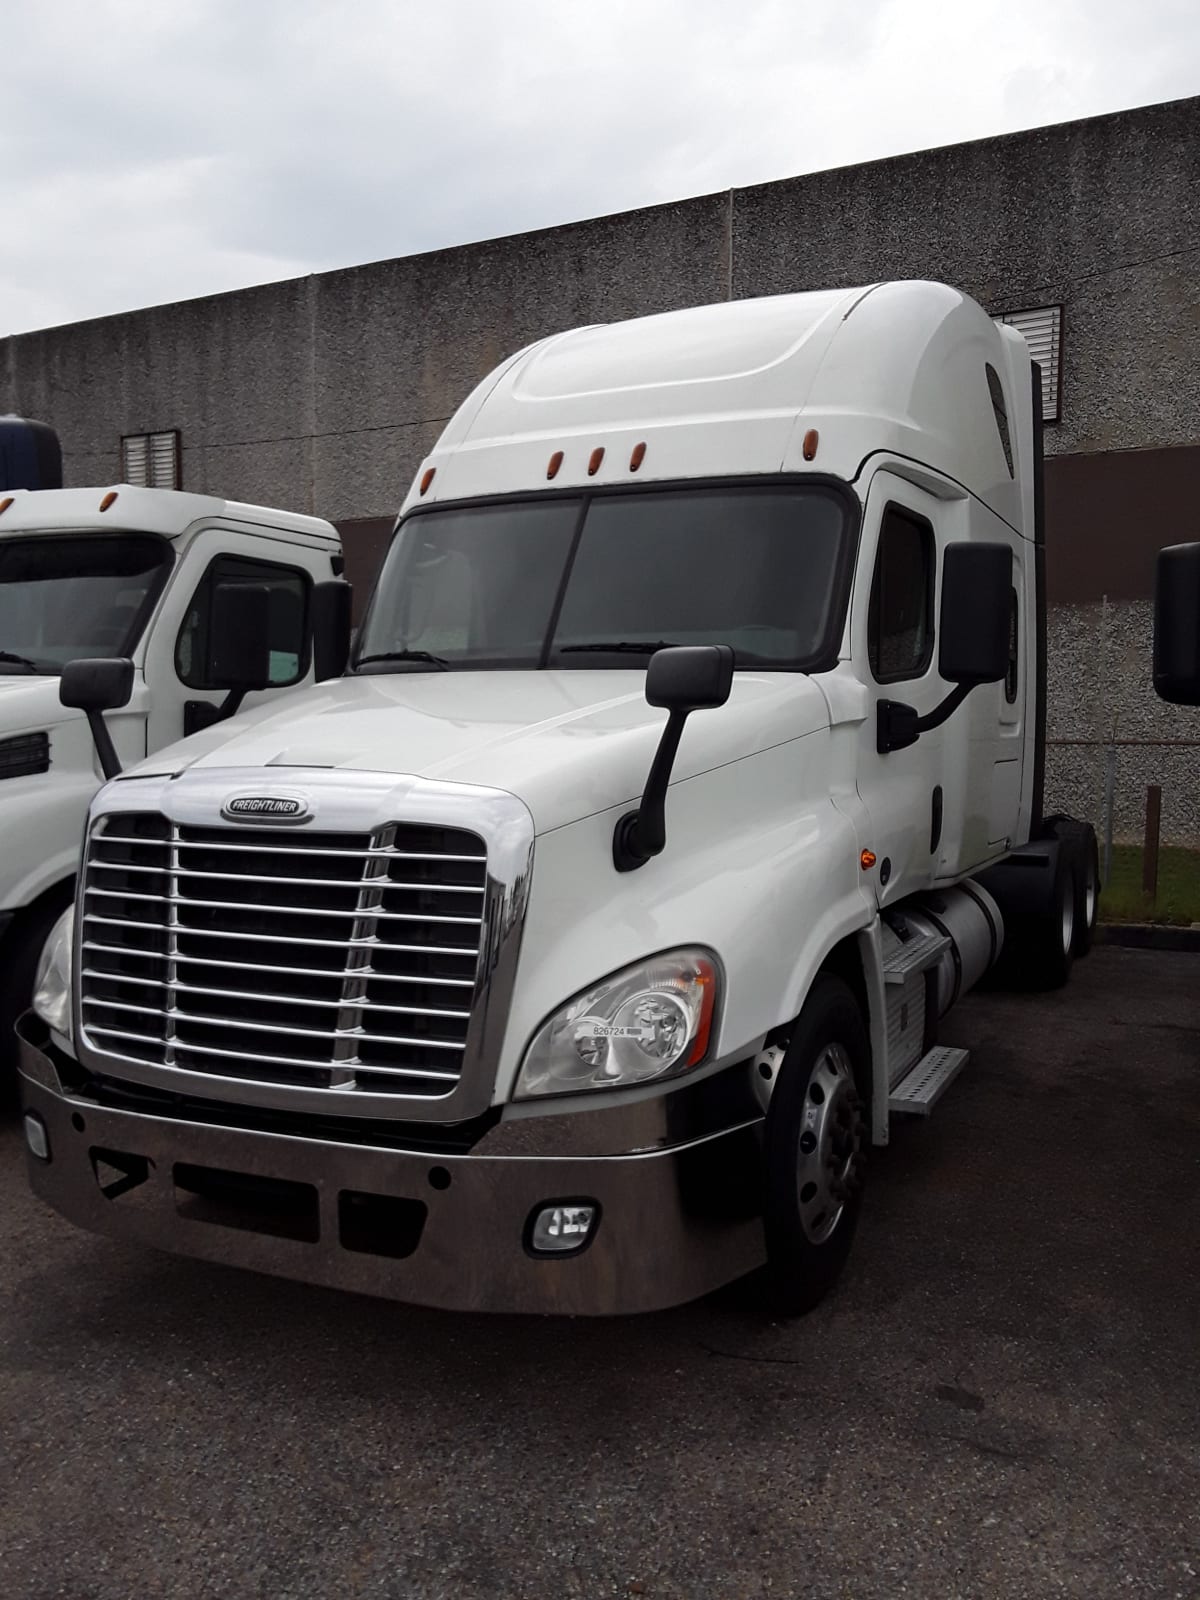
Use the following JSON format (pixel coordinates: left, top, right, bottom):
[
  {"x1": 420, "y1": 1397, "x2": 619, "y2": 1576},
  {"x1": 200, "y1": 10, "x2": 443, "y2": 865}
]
[
  {"x1": 850, "y1": 472, "x2": 964, "y2": 903},
  {"x1": 141, "y1": 528, "x2": 317, "y2": 756}
]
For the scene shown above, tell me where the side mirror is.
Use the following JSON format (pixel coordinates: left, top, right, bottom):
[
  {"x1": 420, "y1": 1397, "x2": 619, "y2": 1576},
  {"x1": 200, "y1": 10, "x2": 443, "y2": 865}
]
[
  {"x1": 312, "y1": 580, "x2": 353, "y2": 682},
  {"x1": 614, "y1": 645, "x2": 735, "y2": 872},
  {"x1": 1153, "y1": 542, "x2": 1200, "y2": 706},
  {"x1": 208, "y1": 583, "x2": 273, "y2": 691},
  {"x1": 60, "y1": 657, "x2": 135, "y2": 713},
  {"x1": 646, "y1": 643, "x2": 736, "y2": 711},
  {"x1": 60, "y1": 657, "x2": 134, "y2": 780},
  {"x1": 938, "y1": 542, "x2": 1012, "y2": 685}
]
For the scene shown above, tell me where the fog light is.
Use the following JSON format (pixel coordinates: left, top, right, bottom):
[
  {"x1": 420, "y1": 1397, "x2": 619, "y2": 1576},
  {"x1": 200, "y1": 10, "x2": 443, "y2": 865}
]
[
  {"x1": 23, "y1": 1113, "x2": 50, "y2": 1163},
  {"x1": 528, "y1": 1202, "x2": 598, "y2": 1255}
]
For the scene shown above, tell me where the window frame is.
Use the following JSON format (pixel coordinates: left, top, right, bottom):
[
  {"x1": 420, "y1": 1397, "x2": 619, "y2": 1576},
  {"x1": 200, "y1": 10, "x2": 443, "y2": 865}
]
[
  {"x1": 867, "y1": 504, "x2": 937, "y2": 687},
  {"x1": 352, "y1": 474, "x2": 863, "y2": 678},
  {"x1": 174, "y1": 552, "x2": 313, "y2": 691}
]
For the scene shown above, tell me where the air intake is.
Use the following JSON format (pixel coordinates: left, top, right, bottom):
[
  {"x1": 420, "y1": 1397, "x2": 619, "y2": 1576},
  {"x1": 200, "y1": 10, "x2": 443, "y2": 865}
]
[{"x1": 0, "y1": 731, "x2": 50, "y2": 779}]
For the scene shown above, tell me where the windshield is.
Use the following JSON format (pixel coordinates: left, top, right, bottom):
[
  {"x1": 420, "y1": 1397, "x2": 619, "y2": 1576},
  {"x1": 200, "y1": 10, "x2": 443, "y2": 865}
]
[
  {"x1": 354, "y1": 486, "x2": 852, "y2": 672},
  {"x1": 0, "y1": 533, "x2": 171, "y2": 674}
]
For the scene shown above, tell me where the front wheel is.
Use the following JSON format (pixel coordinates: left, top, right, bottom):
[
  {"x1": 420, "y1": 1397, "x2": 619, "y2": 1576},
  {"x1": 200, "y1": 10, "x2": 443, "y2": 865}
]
[
  {"x1": 758, "y1": 975, "x2": 869, "y2": 1316},
  {"x1": 0, "y1": 885, "x2": 74, "y2": 1103}
]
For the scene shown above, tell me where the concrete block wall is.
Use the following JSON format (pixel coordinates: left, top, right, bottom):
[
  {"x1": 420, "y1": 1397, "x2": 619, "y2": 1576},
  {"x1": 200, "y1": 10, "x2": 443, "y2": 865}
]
[
  {"x1": 1044, "y1": 599, "x2": 1200, "y2": 847},
  {"x1": 3, "y1": 96, "x2": 1200, "y2": 839},
  {"x1": 5, "y1": 100, "x2": 1197, "y2": 514},
  {"x1": 1, "y1": 194, "x2": 731, "y2": 519},
  {"x1": 731, "y1": 98, "x2": 1200, "y2": 459}
]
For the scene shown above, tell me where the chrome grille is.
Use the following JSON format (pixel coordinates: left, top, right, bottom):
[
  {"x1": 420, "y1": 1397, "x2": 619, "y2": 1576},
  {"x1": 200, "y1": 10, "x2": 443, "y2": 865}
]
[{"x1": 78, "y1": 812, "x2": 487, "y2": 1099}]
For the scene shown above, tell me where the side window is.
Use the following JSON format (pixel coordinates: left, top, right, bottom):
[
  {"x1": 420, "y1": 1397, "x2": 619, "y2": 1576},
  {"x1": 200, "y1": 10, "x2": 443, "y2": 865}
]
[
  {"x1": 176, "y1": 554, "x2": 310, "y2": 689},
  {"x1": 1005, "y1": 588, "x2": 1019, "y2": 704},
  {"x1": 868, "y1": 507, "x2": 935, "y2": 683},
  {"x1": 986, "y1": 365, "x2": 1014, "y2": 477}
]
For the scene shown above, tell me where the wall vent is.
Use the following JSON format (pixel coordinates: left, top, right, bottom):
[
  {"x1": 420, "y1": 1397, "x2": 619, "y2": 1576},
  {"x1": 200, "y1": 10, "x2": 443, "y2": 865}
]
[
  {"x1": 121, "y1": 430, "x2": 181, "y2": 489},
  {"x1": 996, "y1": 306, "x2": 1063, "y2": 422}
]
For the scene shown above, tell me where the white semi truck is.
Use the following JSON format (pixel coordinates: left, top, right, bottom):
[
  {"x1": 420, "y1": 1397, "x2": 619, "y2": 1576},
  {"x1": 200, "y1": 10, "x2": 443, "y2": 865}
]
[
  {"x1": 0, "y1": 483, "x2": 348, "y2": 1085},
  {"x1": 18, "y1": 282, "x2": 1098, "y2": 1315}
]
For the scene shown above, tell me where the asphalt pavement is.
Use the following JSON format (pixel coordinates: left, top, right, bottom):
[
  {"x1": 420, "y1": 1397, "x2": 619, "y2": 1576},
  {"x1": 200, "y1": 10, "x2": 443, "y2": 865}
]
[{"x1": 2, "y1": 946, "x2": 1198, "y2": 1600}]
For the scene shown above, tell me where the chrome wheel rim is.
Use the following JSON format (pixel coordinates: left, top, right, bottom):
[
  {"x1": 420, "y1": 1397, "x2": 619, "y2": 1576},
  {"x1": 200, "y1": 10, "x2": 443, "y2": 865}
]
[
  {"x1": 796, "y1": 1042, "x2": 864, "y2": 1245},
  {"x1": 1061, "y1": 882, "x2": 1076, "y2": 955},
  {"x1": 1084, "y1": 856, "x2": 1098, "y2": 928}
]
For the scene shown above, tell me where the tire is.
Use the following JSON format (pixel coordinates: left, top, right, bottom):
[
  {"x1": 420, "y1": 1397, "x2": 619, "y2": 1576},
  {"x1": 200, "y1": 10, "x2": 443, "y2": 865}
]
[
  {"x1": 1002, "y1": 843, "x2": 1077, "y2": 991},
  {"x1": 757, "y1": 975, "x2": 870, "y2": 1316},
  {"x1": 0, "y1": 886, "x2": 74, "y2": 1104},
  {"x1": 1043, "y1": 817, "x2": 1099, "y2": 957}
]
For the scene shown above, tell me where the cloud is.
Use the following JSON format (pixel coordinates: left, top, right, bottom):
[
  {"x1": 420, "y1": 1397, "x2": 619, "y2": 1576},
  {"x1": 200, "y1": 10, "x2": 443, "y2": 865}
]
[{"x1": 1, "y1": 0, "x2": 1197, "y2": 335}]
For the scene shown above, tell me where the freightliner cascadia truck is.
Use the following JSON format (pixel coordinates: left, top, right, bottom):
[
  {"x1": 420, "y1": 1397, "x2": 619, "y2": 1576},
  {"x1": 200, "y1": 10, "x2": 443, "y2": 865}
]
[
  {"x1": 17, "y1": 282, "x2": 1099, "y2": 1315},
  {"x1": 0, "y1": 469, "x2": 349, "y2": 1088}
]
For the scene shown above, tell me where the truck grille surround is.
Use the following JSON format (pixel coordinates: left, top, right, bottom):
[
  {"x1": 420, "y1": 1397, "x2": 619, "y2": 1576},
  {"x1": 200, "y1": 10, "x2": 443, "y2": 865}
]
[{"x1": 76, "y1": 801, "x2": 524, "y2": 1117}]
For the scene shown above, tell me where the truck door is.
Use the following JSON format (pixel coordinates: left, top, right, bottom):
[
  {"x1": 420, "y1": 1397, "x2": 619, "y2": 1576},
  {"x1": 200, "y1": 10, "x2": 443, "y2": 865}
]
[
  {"x1": 850, "y1": 472, "x2": 964, "y2": 903},
  {"x1": 141, "y1": 528, "x2": 316, "y2": 756}
]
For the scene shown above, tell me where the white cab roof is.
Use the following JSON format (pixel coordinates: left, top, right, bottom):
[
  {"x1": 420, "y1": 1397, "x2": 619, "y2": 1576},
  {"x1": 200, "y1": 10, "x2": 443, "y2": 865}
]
[
  {"x1": 0, "y1": 485, "x2": 340, "y2": 545},
  {"x1": 411, "y1": 281, "x2": 1032, "y2": 533}
]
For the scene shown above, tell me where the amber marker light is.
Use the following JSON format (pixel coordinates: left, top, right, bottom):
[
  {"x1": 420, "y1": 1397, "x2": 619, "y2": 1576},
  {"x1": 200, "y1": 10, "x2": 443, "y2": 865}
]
[
  {"x1": 588, "y1": 446, "x2": 605, "y2": 477},
  {"x1": 685, "y1": 959, "x2": 719, "y2": 1067},
  {"x1": 0, "y1": 497, "x2": 13, "y2": 515},
  {"x1": 99, "y1": 491, "x2": 119, "y2": 512},
  {"x1": 629, "y1": 441, "x2": 646, "y2": 472},
  {"x1": 802, "y1": 429, "x2": 819, "y2": 461},
  {"x1": 860, "y1": 850, "x2": 877, "y2": 871},
  {"x1": 547, "y1": 450, "x2": 564, "y2": 480},
  {"x1": 419, "y1": 467, "x2": 436, "y2": 495}
]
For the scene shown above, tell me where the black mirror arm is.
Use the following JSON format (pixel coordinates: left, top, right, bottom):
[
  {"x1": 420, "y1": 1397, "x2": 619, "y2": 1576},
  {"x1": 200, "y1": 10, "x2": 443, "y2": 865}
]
[
  {"x1": 59, "y1": 657, "x2": 134, "y2": 779},
  {"x1": 84, "y1": 710, "x2": 121, "y2": 781},
  {"x1": 612, "y1": 708, "x2": 690, "y2": 872},
  {"x1": 914, "y1": 682, "x2": 972, "y2": 734},
  {"x1": 217, "y1": 687, "x2": 247, "y2": 722},
  {"x1": 877, "y1": 683, "x2": 973, "y2": 754},
  {"x1": 182, "y1": 687, "x2": 256, "y2": 738}
]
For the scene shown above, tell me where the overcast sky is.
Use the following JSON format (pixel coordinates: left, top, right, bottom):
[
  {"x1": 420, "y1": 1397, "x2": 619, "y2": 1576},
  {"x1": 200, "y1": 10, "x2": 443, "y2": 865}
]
[{"x1": 2, "y1": 0, "x2": 1197, "y2": 336}]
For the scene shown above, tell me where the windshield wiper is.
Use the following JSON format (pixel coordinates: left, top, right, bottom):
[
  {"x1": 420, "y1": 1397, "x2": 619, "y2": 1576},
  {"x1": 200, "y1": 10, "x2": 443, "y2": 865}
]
[
  {"x1": 0, "y1": 650, "x2": 40, "y2": 671},
  {"x1": 559, "y1": 640, "x2": 683, "y2": 655},
  {"x1": 355, "y1": 649, "x2": 450, "y2": 671}
]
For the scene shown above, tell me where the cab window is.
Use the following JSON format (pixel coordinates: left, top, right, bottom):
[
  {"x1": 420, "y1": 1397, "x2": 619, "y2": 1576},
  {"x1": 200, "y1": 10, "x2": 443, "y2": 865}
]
[
  {"x1": 176, "y1": 554, "x2": 309, "y2": 688},
  {"x1": 868, "y1": 508, "x2": 935, "y2": 683}
]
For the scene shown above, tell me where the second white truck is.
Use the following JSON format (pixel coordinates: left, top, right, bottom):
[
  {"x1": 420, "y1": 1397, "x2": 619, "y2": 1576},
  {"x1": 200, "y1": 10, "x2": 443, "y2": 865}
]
[
  {"x1": 19, "y1": 281, "x2": 1098, "y2": 1314},
  {"x1": 0, "y1": 482, "x2": 348, "y2": 1083}
]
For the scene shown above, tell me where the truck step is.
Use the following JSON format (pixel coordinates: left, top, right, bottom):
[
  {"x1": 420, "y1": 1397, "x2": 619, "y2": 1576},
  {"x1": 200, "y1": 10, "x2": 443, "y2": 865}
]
[
  {"x1": 882, "y1": 930, "x2": 950, "y2": 984},
  {"x1": 888, "y1": 1045, "x2": 970, "y2": 1115}
]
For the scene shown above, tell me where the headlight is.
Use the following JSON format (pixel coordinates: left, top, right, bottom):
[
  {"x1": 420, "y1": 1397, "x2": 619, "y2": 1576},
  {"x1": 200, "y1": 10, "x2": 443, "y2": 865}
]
[
  {"x1": 515, "y1": 948, "x2": 719, "y2": 1099},
  {"x1": 33, "y1": 906, "x2": 74, "y2": 1038}
]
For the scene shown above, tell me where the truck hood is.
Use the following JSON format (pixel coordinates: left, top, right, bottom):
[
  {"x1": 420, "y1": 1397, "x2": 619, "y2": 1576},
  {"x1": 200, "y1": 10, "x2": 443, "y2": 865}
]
[
  {"x1": 0, "y1": 674, "x2": 75, "y2": 734},
  {"x1": 129, "y1": 670, "x2": 833, "y2": 834}
]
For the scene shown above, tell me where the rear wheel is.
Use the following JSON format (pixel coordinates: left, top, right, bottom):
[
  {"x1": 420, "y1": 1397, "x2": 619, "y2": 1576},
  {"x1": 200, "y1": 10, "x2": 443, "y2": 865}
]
[
  {"x1": 1044, "y1": 817, "x2": 1099, "y2": 957},
  {"x1": 1001, "y1": 843, "x2": 1077, "y2": 990},
  {"x1": 758, "y1": 975, "x2": 869, "y2": 1316}
]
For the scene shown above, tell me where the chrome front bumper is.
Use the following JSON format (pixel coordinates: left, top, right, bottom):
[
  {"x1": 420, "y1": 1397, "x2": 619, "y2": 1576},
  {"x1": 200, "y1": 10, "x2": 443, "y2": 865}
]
[{"x1": 18, "y1": 1020, "x2": 767, "y2": 1316}]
